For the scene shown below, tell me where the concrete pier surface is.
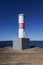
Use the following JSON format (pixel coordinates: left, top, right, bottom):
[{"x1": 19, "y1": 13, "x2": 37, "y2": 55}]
[{"x1": 0, "y1": 46, "x2": 43, "y2": 65}]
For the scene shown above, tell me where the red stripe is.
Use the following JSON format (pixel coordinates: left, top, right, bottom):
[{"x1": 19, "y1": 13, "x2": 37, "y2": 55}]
[{"x1": 19, "y1": 23, "x2": 24, "y2": 29}]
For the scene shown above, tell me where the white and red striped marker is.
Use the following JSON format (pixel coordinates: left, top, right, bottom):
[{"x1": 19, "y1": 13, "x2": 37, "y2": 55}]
[{"x1": 18, "y1": 14, "x2": 25, "y2": 38}]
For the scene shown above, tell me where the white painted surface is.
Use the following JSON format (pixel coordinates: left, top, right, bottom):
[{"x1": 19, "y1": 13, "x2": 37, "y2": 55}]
[
  {"x1": 19, "y1": 29, "x2": 24, "y2": 38},
  {"x1": 18, "y1": 14, "x2": 24, "y2": 23}
]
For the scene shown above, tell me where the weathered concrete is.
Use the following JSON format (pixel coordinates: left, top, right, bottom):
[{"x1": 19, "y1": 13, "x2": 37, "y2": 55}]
[{"x1": 13, "y1": 38, "x2": 30, "y2": 50}]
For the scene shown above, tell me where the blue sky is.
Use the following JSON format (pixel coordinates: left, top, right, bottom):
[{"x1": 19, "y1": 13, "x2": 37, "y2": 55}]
[{"x1": 0, "y1": 0, "x2": 43, "y2": 40}]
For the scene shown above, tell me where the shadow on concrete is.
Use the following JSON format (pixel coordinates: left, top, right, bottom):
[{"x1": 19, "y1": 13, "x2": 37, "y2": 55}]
[{"x1": 30, "y1": 46, "x2": 36, "y2": 48}]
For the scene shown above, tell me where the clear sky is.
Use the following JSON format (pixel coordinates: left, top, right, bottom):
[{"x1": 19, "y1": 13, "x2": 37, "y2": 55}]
[{"x1": 0, "y1": 0, "x2": 43, "y2": 40}]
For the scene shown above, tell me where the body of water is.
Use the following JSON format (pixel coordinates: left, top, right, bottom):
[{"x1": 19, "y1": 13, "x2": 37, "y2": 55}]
[{"x1": 0, "y1": 41, "x2": 43, "y2": 48}]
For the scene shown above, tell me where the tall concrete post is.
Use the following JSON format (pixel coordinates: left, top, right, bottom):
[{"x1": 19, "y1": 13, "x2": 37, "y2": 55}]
[
  {"x1": 18, "y1": 14, "x2": 25, "y2": 38},
  {"x1": 13, "y1": 14, "x2": 30, "y2": 50}
]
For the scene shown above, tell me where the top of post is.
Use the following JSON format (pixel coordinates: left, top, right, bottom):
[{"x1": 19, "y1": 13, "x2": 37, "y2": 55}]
[{"x1": 18, "y1": 14, "x2": 24, "y2": 17}]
